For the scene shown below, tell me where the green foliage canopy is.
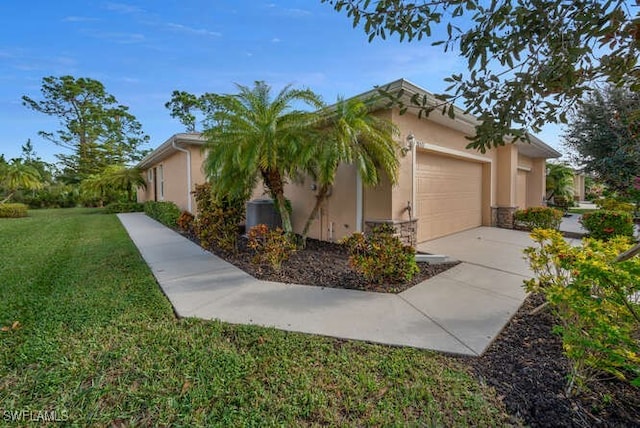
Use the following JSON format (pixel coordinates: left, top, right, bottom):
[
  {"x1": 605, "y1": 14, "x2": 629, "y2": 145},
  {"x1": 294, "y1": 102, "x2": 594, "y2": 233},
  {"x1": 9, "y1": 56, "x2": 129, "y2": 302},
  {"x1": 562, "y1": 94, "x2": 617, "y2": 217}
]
[
  {"x1": 564, "y1": 86, "x2": 640, "y2": 195},
  {"x1": 202, "y1": 81, "x2": 324, "y2": 234},
  {"x1": 321, "y1": 0, "x2": 639, "y2": 153},
  {"x1": 546, "y1": 162, "x2": 575, "y2": 201},
  {"x1": 22, "y1": 75, "x2": 149, "y2": 181},
  {"x1": 0, "y1": 159, "x2": 43, "y2": 204},
  {"x1": 301, "y1": 97, "x2": 400, "y2": 240}
]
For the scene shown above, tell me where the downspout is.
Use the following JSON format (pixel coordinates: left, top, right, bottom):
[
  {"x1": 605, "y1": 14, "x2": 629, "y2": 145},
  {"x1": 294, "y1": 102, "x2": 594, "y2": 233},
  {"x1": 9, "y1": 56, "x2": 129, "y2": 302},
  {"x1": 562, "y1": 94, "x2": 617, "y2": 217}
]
[
  {"x1": 407, "y1": 133, "x2": 417, "y2": 220},
  {"x1": 172, "y1": 139, "x2": 192, "y2": 213},
  {"x1": 411, "y1": 135, "x2": 416, "y2": 219},
  {"x1": 356, "y1": 172, "x2": 363, "y2": 232}
]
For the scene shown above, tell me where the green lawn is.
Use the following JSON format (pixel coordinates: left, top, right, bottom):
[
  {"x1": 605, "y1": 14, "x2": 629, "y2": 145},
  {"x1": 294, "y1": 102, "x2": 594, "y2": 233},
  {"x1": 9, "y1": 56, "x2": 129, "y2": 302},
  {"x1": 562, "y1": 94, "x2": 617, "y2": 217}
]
[
  {"x1": 568, "y1": 207, "x2": 597, "y2": 215},
  {"x1": 0, "y1": 209, "x2": 511, "y2": 426}
]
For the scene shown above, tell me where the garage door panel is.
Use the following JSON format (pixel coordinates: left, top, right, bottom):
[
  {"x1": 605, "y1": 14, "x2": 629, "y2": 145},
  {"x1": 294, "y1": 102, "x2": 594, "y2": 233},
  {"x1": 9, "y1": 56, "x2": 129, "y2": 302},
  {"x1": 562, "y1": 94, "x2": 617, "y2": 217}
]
[{"x1": 416, "y1": 153, "x2": 483, "y2": 241}]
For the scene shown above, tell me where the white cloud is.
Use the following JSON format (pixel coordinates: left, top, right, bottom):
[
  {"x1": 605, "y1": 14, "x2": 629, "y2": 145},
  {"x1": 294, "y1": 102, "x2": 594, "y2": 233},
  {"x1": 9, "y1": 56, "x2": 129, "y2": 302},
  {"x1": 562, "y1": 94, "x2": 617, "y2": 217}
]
[
  {"x1": 271, "y1": 37, "x2": 281, "y2": 43},
  {"x1": 119, "y1": 77, "x2": 141, "y2": 84},
  {"x1": 62, "y1": 16, "x2": 99, "y2": 22},
  {"x1": 279, "y1": 8, "x2": 311, "y2": 17},
  {"x1": 166, "y1": 23, "x2": 221, "y2": 37},
  {"x1": 263, "y1": 3, "x2": 311, "y2": 17},
  {"x1": 82, "y1": 29, "x2": 145, "y2": 44}
]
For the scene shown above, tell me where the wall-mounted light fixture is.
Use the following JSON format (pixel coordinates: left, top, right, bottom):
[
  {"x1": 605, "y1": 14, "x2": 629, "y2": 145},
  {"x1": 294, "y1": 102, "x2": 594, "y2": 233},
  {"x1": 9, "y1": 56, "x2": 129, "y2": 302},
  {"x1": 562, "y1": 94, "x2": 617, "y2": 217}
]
[{"x1": 401, "y1": 133, "x2": 416, "y2": 157}]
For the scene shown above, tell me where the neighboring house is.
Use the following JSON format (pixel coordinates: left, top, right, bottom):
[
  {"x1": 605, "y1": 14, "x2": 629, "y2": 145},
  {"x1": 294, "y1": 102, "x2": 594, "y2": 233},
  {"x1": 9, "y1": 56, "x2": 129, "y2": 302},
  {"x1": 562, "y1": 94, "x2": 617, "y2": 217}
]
[
  {"x1": 572, "y1": 170, "x2": 586, "y2": 202},
  {"x1": 137, "y1": 133, "x2": 207, "y2": 214},
  {"x1": 137, "y1": 79, "x2": 561, "y2": 244}
]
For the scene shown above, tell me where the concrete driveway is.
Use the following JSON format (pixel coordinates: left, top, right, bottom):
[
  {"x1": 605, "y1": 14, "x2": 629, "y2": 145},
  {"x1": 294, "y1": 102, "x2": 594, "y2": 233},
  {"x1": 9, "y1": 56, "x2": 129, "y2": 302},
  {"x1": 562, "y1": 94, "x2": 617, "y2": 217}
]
[
  {"x1": 418, "y1": 227, "x2": 535, "y2": 277},
  {"x1": 410, "y1": 227, "x2": 541, "y2": 354}
]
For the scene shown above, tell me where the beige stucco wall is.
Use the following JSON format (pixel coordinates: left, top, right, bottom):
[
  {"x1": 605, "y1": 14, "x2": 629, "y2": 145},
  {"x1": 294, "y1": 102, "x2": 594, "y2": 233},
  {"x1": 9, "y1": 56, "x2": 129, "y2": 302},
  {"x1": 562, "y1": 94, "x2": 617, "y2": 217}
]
[
  {"x1": 528, "y1": 158, "x2": 547, "y2": 207},
  {"x1": 363, "y1": 176, "x2": 392, "y2": 220},
  {"x1": 573, "y1": 174, "x2": 585, "y2": 201},
  {"x1": 137, "y1": 143, "x2": 207, "y2": 214},
  {"x1": 389, "y1": 109, "x2": 497, "y2": 229},
  {"x1": 280, "y1": 164, "x2": 358, "y2": 241},
  {"x1": 496, "y1": 144, "x2": 518, "y2": 207}
]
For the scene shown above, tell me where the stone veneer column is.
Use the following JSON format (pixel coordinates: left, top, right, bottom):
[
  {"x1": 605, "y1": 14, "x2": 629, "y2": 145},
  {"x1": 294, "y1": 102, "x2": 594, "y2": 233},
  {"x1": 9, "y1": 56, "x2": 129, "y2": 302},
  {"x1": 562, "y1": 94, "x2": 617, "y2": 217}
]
[
  {"x1": 496, "y1": 206, "x2": 517, "y2": 229},
  {"x1": 364, "y1": 219, "x2": 418, "y2": 247}
]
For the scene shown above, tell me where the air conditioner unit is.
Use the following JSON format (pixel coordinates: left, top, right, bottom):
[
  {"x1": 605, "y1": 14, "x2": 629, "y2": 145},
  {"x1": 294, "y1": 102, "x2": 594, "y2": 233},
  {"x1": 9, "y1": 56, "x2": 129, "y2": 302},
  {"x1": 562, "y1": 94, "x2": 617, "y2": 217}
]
[{"x1": 246, "y1": 199, "x2": 283, "y2": 230}]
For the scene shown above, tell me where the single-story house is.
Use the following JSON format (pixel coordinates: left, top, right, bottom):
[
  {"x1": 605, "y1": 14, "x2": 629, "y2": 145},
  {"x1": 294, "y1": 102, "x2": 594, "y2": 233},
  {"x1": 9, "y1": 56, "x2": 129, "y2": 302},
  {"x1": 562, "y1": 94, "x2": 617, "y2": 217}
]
[
  {"x1": 137, "y1": 78, "x2": 561, "y2": 245},
  {"x1": 572, "y1": 170, "x2": 586, "y2": 202}
]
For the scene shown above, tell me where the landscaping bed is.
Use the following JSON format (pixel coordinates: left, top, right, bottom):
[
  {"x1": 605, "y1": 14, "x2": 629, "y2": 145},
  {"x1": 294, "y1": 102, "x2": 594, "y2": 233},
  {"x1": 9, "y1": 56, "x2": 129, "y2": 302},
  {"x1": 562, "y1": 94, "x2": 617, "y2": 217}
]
[
  {"x1": 186, "y1": 233, "x2": 460, "y2": 293},
  {"x1": 470, "y1": 293, "x2": 640, "y2": 427}
]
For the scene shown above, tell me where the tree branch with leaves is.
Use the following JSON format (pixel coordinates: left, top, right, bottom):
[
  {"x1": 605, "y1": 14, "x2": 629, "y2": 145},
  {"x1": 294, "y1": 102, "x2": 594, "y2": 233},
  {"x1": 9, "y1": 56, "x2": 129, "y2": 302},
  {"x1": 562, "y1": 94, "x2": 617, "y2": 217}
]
[
  {"x1": 22, "y1": 76, "x2": 149, "y2": 181},
  {"x1": 322, "y1": 0, "x2": 639, "y2": 153}
]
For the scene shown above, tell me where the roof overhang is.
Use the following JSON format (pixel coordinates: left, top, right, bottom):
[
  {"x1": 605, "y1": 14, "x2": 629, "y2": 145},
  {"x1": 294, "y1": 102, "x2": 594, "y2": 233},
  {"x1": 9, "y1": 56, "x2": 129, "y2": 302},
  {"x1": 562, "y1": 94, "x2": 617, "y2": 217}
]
[
  {"x1": 349, "y1": 78, "x2": 562, "y2": 159},
  {"x1": 137, "y1": 133, "x2": 206, "y2": 169}
]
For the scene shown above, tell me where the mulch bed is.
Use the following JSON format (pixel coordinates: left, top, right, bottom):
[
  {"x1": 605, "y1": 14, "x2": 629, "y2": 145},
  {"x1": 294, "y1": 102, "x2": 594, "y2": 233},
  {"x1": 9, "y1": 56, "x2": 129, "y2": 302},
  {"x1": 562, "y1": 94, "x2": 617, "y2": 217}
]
[
  {"x1": 188, "y1": 233, "x2": 459, "y2": 293},
  {"x1": 468, "y1": 293, "x2": 640, "y2": 427},
  {"x1": 183, "y1": 230, "x2": 640, "y2": 426}
]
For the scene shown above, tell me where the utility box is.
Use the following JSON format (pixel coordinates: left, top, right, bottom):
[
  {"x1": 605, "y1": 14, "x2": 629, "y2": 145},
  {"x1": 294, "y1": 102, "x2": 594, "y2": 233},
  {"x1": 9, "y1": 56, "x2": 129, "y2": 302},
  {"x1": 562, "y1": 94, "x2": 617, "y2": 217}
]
[{"x1": 246, "y1": 199, "x2": 282, "y2": 230}]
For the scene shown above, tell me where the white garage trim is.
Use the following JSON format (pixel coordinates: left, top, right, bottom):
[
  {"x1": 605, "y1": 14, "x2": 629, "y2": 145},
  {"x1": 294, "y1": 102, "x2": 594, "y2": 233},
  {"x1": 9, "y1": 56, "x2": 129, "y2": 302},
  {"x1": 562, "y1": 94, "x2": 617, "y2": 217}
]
[{"x1": 416, "y1": 141, "x2": 492, "y2": 164}]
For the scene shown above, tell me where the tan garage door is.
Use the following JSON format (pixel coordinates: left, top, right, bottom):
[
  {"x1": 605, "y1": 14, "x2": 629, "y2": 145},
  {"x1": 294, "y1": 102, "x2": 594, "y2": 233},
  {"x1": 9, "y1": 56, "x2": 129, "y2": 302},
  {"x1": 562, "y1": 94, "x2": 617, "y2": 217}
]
[
  {"x1": 516, "y1": 170, "x2": 528, "y2": 210},
  {"x1": 416, "y1": 152, "x2": 483, "y2": 242}
]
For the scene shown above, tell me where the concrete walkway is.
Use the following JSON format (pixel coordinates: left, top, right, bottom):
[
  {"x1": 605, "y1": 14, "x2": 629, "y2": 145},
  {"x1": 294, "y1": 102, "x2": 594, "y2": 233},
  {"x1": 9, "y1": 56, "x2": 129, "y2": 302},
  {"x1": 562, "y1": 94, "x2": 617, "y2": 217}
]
[
  {"x1": 118, "y1": 213, "x2": 547, "y2": 356},
  {"x1": 560, "y1": 213, "x2": 588, "y2": 236}
]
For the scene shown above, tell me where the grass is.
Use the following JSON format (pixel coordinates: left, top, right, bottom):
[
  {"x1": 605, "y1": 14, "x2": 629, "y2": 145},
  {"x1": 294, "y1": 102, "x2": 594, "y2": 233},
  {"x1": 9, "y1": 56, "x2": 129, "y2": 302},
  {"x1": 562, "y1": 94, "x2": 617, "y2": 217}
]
[
  {"x1": 568, "y1": 208, "x2": 597, "y2": 215},
  {"x1": 0, "y1": 208, "x2": 512, "y2": 426}
]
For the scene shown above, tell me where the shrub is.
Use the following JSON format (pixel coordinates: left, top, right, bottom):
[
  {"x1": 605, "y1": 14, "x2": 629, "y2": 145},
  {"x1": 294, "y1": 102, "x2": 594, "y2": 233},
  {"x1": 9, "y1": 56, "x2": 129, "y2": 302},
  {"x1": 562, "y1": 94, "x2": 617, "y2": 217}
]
[
  {"x1": 104, "y1": 202, "x2": 144, "y2": 214},
  {"x1": 524, "y1": 229, "x2": 640, "y2": 394},
  {"x1": 580, "y1": 210, "x2": 634, "y2": 240},
  {"x1": 550, "y1": 195, "x2": 571, "y2": 213},
  {"x1": 177, "y1": 211, "x2": 195, "y2": 235},
  {"x1": 585, "y1": 192, "x2": 600, "y2": 202},
  {"x1": 595, "y1": 198, "x2": 635, "y2": 213},
  {"x1": 0, "y1": 203, "x2": 28, "y2": 218},
  {"x1": 342, "y1": 224, "x2": 419, "y2": 285},
  {"x1": 193, "y1": 184, "x2": 245, "y2": 253},
  {"x1": 247, "y1": 224, "x2": 296, "y2": 271},
  {"x1": 514, "y1": 206, "x2": 563, "y2": 231},
  {"x1": 15, "y1": 184, "x2": 79, "y2": 208},
  {"x1": 144, "y1": 201, "x2": 181, "y2": 228}
]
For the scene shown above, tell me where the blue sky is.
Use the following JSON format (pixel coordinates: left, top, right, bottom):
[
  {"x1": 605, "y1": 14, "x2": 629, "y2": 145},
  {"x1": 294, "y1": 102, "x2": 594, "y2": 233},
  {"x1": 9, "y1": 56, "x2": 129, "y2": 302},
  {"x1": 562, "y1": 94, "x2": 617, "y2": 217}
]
[{"x1": 0, "y1": 0, "x2": 563, "y2": 163}]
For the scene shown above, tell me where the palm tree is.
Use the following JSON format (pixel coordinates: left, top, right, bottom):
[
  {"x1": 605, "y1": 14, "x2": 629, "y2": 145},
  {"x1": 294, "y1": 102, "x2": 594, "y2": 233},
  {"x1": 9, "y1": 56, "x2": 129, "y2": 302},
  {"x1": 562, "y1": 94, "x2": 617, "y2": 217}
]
[
  {"x1": 202, "y1": 81, "x2": 324, "y2": 234},
  {"x1": 0, "y1": 159, "x2": 43, "y2": 204},
  {"x1": 80, "y1": 165, "x2": 146, "y2": 206},
  {"x1": 300, "y1": 97, "x2": 400, "y2": 242},
  {"x1": 546, "y1": 162, "x2": 575, "y2": 202},
  {"x1": 99, "y1": 165, "x2": 146, "y2": 202}
]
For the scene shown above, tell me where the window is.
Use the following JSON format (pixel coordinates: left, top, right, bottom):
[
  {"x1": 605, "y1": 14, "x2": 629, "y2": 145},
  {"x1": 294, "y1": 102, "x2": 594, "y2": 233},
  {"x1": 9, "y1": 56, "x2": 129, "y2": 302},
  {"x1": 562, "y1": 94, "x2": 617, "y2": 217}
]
[{"x1": 147, "y1": 169, "x2": 153, "y2": 183}]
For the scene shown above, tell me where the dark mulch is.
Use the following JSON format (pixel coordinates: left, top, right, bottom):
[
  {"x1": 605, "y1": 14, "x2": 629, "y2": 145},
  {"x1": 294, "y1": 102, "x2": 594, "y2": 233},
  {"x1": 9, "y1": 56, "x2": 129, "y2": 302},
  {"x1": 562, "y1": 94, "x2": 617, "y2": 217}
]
[
  {"x1": 188, "y1": 233, "x2": 459, "y2": 293},
  {"x1": 468, "y1": 293, "x2": 640, "y2": 427}
]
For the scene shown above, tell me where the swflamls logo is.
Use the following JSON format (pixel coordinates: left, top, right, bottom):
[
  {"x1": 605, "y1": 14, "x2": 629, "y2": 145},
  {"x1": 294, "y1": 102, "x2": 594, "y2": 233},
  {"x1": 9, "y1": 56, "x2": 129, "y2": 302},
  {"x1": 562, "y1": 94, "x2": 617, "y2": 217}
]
[{"x1": 2, "y1": 409, "x2": 69, "y2": 423}]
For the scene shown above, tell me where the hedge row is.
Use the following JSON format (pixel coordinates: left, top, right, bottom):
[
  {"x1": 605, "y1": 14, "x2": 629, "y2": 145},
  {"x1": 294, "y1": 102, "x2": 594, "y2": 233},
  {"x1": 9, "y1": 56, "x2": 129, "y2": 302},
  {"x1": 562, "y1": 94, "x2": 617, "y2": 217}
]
[
  {"x1": 514, "y1": 207, "x2": 563, "y2": 231},
  {"x1": 144, "y1": 201, "x2": 181, "y2": 228},
  {"x1": 105, "y1": 202, "x2": 144, "y2": 214},
  {"x1": 0, "y1": 203, "x2": 28, "y2": 218}
]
